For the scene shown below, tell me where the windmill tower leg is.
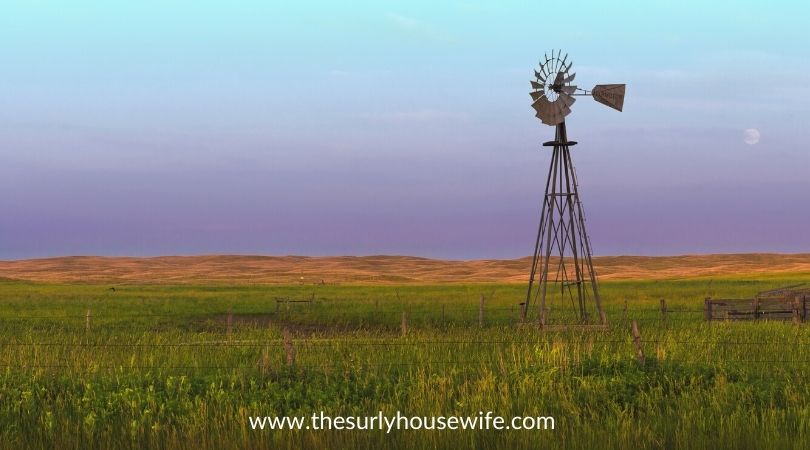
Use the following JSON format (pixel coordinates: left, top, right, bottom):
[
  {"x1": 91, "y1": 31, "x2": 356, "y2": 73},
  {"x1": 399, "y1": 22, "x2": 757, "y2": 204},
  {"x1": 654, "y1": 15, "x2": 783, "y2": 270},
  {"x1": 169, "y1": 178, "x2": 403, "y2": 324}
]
[
  {"x1": 524, "y1": 129, "x2": 558, "y2": 322},
  {"x1": 524, "y1": 122, "x2": 604, "y2": 324}
]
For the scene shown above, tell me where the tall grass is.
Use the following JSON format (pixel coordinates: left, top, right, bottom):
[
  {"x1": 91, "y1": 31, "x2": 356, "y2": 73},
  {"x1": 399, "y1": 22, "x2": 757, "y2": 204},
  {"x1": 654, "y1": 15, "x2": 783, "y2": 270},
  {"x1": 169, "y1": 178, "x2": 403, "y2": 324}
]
[{"x1": 0, "y1": 277, "x2": 808, "y2": 449}]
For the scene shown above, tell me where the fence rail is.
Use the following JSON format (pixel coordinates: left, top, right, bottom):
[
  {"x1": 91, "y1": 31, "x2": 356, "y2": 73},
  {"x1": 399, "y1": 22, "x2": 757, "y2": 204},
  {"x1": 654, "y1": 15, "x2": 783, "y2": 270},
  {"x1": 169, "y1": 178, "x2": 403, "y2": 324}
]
[{"x1": 705, "y1": 295, "x2": 808, "y2": 322}]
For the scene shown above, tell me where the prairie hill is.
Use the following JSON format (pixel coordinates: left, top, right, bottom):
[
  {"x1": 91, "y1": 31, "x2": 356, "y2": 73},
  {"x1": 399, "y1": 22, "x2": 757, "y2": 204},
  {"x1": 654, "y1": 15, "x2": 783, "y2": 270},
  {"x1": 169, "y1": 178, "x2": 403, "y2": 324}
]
[{"x1": 1, "y1": 253, "x2": 809, "y2": 284}]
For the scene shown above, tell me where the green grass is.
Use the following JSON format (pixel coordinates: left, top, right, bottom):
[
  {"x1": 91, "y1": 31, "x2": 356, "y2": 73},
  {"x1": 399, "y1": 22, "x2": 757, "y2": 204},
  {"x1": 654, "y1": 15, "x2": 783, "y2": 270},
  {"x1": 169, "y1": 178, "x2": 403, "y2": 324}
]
[{"x1": 0, "y1": 276, "x2": 809, "y2": 449}]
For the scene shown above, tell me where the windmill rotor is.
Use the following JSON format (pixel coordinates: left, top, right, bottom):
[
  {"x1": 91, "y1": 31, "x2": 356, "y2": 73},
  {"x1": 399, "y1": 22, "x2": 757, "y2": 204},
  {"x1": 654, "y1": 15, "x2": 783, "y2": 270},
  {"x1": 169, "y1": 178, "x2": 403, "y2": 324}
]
[
  {"x1": 530, "y1": 50, "x2": 626, "y2": 125},
  {"x1": 530, "y1": 51, "x2": 578, "y2": 125}
]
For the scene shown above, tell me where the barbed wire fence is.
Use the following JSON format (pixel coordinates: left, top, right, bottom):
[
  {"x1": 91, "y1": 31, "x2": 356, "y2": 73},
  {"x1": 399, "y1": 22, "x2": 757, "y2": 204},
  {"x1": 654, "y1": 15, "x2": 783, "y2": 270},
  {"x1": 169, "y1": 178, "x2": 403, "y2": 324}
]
[{"x1": 0, "y1": 294, "x2": 807, "y2": 373}]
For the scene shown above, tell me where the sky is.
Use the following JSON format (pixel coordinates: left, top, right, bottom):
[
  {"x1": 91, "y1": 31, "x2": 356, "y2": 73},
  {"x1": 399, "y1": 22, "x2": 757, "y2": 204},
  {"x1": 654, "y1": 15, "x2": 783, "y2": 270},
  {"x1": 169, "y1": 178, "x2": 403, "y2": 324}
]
[{"x1": 1, "y1": 0, "x2": 809, "y2": 259}]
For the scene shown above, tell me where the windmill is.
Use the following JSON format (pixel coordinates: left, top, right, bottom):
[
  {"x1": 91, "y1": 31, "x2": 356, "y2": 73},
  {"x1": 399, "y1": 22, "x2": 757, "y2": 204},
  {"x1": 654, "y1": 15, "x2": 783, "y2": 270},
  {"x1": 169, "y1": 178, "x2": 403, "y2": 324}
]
[{"x1": 524, "y1": 50, "x2": 625, "y2": 325}]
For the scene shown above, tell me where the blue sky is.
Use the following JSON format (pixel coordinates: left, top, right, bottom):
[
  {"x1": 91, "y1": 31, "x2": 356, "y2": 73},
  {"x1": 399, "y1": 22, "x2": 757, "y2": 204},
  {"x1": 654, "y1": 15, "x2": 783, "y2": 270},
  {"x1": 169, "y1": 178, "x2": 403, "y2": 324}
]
[{"x1": 1, "y1": 0, "x2": 808, "y2": 259}]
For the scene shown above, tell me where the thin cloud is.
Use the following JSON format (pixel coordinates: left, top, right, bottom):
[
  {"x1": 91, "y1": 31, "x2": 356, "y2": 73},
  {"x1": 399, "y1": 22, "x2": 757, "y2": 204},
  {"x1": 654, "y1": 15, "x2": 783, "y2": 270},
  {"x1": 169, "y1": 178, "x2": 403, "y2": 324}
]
[
  {"x1": 386, "y1": 13, "x2": 421, "y2": 29},
  {"x1": 385, "y1": 13, "x2": 457, "y2": 43},
  {"x1": 360, "y1": 109, "x2": 470, "y2": 122}
]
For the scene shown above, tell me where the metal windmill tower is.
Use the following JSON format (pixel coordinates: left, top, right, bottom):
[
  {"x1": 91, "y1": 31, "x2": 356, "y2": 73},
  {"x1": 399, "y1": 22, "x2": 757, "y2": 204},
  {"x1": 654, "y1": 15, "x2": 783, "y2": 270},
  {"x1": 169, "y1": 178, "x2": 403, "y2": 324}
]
[{"x1": 524, "y1": 50, "x2": 625, "y2": 325}]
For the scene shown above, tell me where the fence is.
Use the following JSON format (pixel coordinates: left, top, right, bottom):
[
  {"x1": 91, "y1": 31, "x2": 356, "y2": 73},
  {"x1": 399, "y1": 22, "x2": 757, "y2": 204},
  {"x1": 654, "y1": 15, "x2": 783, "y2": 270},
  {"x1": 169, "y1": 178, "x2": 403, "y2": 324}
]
[
  {"x1": 0, "y1": 305, "x2": 714, "y2": 332},
  {"x1": 2, "y1": 323, "x2": 810, "y2": 373},
  {"x1": 3, "y1": 294, "x2": 806, "y2": 330},
  {"x1": 704, "y1": 295, "x2": 808, "y2": 323},
  {"x1": 0, "y1": 293, "x2": 808, "y2": 374}
]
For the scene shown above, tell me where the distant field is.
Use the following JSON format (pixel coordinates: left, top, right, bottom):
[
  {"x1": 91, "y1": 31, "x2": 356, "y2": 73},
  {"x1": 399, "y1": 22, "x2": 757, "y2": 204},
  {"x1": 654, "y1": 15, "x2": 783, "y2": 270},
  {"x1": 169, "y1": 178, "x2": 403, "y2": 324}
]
[{"x1": 2, "y1": 253, "x2": 810, "y2": 284}]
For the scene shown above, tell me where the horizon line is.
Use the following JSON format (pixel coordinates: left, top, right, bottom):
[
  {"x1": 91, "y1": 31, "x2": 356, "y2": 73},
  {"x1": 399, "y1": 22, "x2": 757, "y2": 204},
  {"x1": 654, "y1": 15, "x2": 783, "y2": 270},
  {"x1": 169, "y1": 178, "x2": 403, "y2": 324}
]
[{"x1": 3, "y1": 251, "x2": 810, "y2": 263}]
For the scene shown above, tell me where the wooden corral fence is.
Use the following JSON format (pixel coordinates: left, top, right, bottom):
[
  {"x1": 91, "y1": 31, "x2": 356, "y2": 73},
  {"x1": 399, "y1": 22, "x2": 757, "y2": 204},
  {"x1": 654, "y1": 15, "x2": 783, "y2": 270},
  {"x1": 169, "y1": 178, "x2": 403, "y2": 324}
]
[
  {"x1": 704, "y1": 293, "x2": 808, "y2": 323},
  {"x1": 274, "y1": 293, "x2": 315, "y2": 311}
]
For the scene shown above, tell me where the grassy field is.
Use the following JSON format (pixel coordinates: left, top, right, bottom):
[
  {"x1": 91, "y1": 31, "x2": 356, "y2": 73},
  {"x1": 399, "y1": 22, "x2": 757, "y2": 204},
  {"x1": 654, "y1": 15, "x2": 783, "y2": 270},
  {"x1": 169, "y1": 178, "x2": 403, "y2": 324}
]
[{"x1": 1, "y1": 276, "x2": 809, "y2": 449}]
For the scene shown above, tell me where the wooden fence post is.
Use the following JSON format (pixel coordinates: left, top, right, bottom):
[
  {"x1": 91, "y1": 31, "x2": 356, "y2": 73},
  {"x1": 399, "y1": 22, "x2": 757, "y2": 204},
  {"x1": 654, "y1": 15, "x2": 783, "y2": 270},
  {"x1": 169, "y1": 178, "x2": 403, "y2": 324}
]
[
  {"x1": 401, "y1": 311, "x2": 408, "y2": 336},
  {"x1": 260, "y1": 346, "x2": 270, "y2": 375},
  {"x1": 794, "y1": 296, "x2": 802, "y2": 325},
  {"x1": 704, "y1": 297, "x2": 712, "y2": 322},
  {"x1": 85, "y1": 309, "x2": 91, "y2": 333},
  {"x1": 441, "y1": 304, "x2": 445, "y2": 323},
  {"x1": 227, "y1": 311, "x2": 233, "y2": 337},
  {"x1": 631, "y1": 320, "x2": 645, "y2": 365},
  {"x1": 375, "y1": 298, "x2": 379, "y2": 310},
  {"x1": 283, "y1": 328, "x2": 295, "y2": 367},
  {"x1": 309, "y1": 292, "x2": 315, "y2": 306},
  {"x1": 623, "y1": 299, "x2": 628, "y2": 321},
  {"x1": 520, "y1": 304, "x2": 527, "y2": 324},
  {"x1": 659, "y1": 298, "x2": 667, "y2": 321},
  {"x1": 752, "y1": 297, "x2": 760, "y2": 321},
  {"x1": 537, "y1": 308, "x2": 546, "y2": 330},
  {"x1": 479, "y1": 294, "x2": 484, "y2": 328}
]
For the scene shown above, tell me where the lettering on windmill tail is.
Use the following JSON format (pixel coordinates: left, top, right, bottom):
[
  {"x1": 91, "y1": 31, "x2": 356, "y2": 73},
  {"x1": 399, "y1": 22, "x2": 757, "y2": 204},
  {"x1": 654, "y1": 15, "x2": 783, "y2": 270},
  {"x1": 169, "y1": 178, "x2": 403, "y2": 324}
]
[{"x1": 598, "y1": 92, "x2": 621, "y2": 101}]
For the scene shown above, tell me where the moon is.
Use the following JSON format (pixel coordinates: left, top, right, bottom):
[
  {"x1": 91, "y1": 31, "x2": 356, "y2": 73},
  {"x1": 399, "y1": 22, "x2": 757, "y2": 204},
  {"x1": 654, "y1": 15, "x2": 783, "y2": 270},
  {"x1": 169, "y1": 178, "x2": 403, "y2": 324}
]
[{"x1": 743, "y1": 128, "x2": 760, "y2": 145}]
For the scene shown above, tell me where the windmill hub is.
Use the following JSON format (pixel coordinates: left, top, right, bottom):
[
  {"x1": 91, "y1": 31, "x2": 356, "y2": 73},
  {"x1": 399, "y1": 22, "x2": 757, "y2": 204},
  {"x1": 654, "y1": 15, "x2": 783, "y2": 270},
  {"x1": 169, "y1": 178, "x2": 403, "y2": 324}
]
[{"x1": 524, "y1": 50, "x2": 626, "y2": 325}]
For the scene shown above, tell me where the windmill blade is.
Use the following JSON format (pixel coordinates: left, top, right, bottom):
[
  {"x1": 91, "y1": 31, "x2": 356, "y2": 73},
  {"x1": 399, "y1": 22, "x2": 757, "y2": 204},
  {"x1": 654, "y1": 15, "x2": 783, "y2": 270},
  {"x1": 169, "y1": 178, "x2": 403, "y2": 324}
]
[
  {"x1": 533, "y1": 93, "x2": 569, "y2": 125},
  {"x1": 536, "y1": 113, "x2": 553, "y2": 125},
  {"x1": 554, "y1": 71, "x2": 564, "y2": 85},
  {"x1": 592, "y1": 84, "x2": 626, "y2": 111},
  {"x1": 559, "y1": 93, "x2": 576, "y2": 107},
  {"x1": 548, "y1": 111, "x2": 567, "y2": 125},
  {"x1": 529, "y1": 90, "x2": 546, "y2": 101},
  {"x1": 532, "y1": 96, "x2": 564, "y2": 125},
  {"x1": 531, "y1": 95, "x2": 554, "y2": 113},
  {"x1": 534, "y1": 70, "x2": 546, "y2": 82},
  {"x1": 560, "y1": 85, "x2": 577, "y2": 95},
  {"x1": 530, "y1": 80, "x2": 545, "y2": 90},
  {"x1": 557, "y1": 50, "x2": 571, "y2": 73},
  {"x1": 563, "y1": 60, "x2": 573, "y2": 74},
  {"x1": 562, "y1": 72, "x2": 576, "y2": 84},
  {"x1": 536, "y1": 110, "x2": 562, "y2": 126},
  {"x1": 535, "y1": 106, "x2": 558, "y2": 120},
  {"x1": 543, "y1": 57, "x2": 555, "y2": 78},
  {"x1": 535, "y1": 109, "x2": 559, "y2": 125},
  {"x1": 551, "y1": 50, "x2": 560, "y2": 72},
  {"x1": 553, "y1": 100, "x2": 571, "y2": 117}
]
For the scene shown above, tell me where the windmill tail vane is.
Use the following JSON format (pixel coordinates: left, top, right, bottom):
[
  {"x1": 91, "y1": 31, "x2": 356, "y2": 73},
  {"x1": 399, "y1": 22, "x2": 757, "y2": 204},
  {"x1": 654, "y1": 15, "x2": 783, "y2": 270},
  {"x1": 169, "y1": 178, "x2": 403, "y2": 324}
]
[{"x1": 524, "y1": 50, "x2": 626, "y2": 325}]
